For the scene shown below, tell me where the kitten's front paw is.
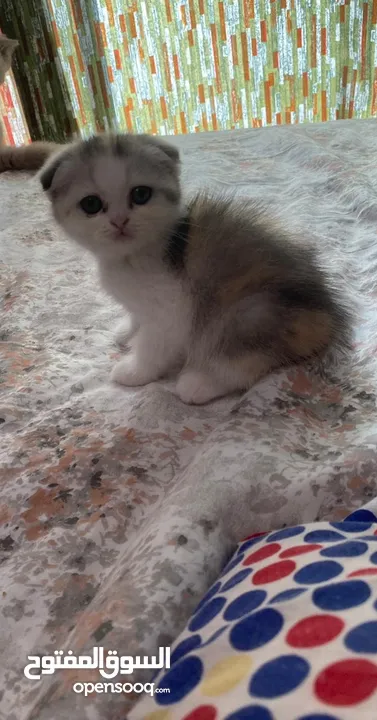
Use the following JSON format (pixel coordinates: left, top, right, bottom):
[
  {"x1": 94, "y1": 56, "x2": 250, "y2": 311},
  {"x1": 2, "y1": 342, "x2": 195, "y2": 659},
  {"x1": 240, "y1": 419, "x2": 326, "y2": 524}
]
[
  {"x1": 114, "y1": 317, "x2": 137, "y2": 348},
  {"x1": 111, "y1": 357, "x2": 157, "y2": 387},
  {"x1": 176, "y1": 370, "x2": 226, "y2": 404}
]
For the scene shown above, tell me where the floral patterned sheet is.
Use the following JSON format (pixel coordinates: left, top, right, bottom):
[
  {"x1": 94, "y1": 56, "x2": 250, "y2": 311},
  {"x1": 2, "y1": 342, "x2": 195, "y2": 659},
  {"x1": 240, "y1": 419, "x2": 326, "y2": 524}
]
[{"x1": 1, "y1": 119, "x2": 377, "y2": 720}]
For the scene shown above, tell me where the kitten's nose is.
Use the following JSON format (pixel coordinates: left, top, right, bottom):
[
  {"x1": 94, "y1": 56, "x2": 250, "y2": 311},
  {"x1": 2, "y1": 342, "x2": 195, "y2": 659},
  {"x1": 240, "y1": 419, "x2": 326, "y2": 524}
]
[{"x1": 110, "y1": 217, "x2": 129, "y2": 231}]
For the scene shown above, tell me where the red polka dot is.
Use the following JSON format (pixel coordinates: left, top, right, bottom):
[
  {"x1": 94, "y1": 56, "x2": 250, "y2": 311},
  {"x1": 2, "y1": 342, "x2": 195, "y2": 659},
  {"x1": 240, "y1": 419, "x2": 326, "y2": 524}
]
[
  {"x1": 286, "y1": 614, "x2": 344, "y2": 648},
  {"x1": 241, "y1": 531, "x2": 268, "y2": 541},
  {"x1": 348, "y1": 568, "x2": 377, "y2": 578},
  {"x1": 252, "y1": 559, "x2": 296, "y2": 585},
  {"x1": 315, "y1": 659, "x2": 377, "y2": 706},
  {"x1": 243, "y1": 542, "x2": 281, "y2": 566},
  {"x1": 374, "y1": 529, "x2": 377, "y2": 536},
  {"x1": 183, "y1": 706, "x2": 217, "y2": 720},
  {"x1": 280, "y1": 543, "x2": 322, "y2": 558}
]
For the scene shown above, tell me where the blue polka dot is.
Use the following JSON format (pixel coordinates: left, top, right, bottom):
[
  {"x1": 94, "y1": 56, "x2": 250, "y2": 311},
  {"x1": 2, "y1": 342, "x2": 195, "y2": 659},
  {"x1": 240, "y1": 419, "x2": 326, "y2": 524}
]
[
  {"x1": 297, "y1": 715, "x2": 339, "y2": 720},
  {"x1": 170, "y1": 634, "x2": 201, "y2": 665},
  {"x1": 374, "y1": 599, "x2": 377, "y2": 611},
  {"x1": 313, "y1": 579, "x2": 371, "y2": 611},
  {"x1": 371, "y1": 551, "x2": 377, "y2": 565},
  {"x1": 156, "y1": 655, "x2": 203, "y2": 705},
  {"x1": 320, "y1": 541, "x2": 368, "y2": 558},
  {"x1": 331, "y1": 521, "x2": 372, "y2": 533},
  {"x1": 224, "y1": 590, "x2": 267, "y2": 621},
  {"x1": 238, "y1": 536, "x2": 266, "y2": 554},
  {"x1": 357, "y1": 535, "x2": 377, "y2": 542},
  {"x1": 225, "y1": 706, "x2": 273, "y2": 720},
  {"x1": 230, "y1": 608, "x2": 283, "y2": 651},
  {"x1": 266, "y1": 526, "x2": 305, "y2": 542},
  {"x1": 304, "y1": 530, "x2": 345, "y2": 543},
  {"x1": 294, "y1": 560, "x2": 343, "y2": 585},
  {"x1": 188, "y1": 596, "x2": 226, "y2": 631},
  {"x1": 345, "y1": 509, "x2": 377, "y2": 523},
  {"x1": 221, "y1": 554, "x2": 245, "y2": 575},
  {"x1": 193, "y1": 581, "x2": 222, "y2": 613},
  {"x1": 345, "y1": 621, "x2": 377, "y2": 653},
  {"x1": 249, "y1": 654, "x2": 310, "y2": 698},
  {"x1": 200, "y1": 625, "x2": 228, "y2": 648},
  {"x1": 222, "y1": 569, "x2": 253, "y2": 591},
  {"x1": 269, "y1": 588, "x2": 307, "y2": 604}
]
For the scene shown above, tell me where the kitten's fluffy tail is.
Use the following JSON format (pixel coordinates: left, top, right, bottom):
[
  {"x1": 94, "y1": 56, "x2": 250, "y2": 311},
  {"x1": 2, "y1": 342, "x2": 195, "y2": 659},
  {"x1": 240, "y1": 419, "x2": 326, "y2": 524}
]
[{"x1": 0, "y1": 141, "x2": 61, "y2": 173}]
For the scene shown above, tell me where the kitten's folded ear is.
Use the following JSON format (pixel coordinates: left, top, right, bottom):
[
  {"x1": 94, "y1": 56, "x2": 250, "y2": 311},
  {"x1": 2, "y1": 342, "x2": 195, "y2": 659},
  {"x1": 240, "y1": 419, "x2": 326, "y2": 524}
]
[
  {"x1": 39, "y1": 146, "x2": 73, "y2": 195},
  {"x1": 39, "y1": 153, "x2": 64, "y2": 192},
  {"x1": 143, "y1": 135, "x2": 180, "y2": 165}
]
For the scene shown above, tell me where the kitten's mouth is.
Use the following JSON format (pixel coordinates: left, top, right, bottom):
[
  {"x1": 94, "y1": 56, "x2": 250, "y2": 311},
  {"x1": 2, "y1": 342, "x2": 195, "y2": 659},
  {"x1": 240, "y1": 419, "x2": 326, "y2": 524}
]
[{"x1": 113, "y1": 229, "x2": 133, "y2": 242}]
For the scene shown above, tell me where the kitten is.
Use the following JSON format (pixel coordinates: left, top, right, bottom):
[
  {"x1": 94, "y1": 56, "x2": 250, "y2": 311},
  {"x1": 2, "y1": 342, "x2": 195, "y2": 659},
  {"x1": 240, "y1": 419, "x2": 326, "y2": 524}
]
[
  {"x1": 39, "y1": 133, "x2": 352, "y2": 405},
  {"x1": 0, "y1": 33, "x2": 59, "y2": 172}
]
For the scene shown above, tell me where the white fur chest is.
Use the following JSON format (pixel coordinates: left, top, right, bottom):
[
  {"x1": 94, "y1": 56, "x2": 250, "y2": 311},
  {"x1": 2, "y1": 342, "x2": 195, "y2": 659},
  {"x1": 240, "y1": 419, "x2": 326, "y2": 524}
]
[{"x1": 99, "y1": 259, "x2": 191, "y2": 353}]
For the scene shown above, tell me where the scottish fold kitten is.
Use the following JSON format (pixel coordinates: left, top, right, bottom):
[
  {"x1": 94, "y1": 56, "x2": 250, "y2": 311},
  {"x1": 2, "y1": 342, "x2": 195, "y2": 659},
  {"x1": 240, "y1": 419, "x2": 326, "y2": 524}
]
[
  {"x1": 40, "y1": 133, "x2": 351, "y2": 404},
  {"x1": 0, "y1": 33, "x2": 59, "y2": 172}
]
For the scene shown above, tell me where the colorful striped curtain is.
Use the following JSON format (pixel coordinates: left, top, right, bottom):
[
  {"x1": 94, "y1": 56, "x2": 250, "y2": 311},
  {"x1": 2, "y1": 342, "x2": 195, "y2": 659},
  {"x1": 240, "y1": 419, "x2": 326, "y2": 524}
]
[
  {"x1": 0, "y1": 70, "x2": 30, "y2": 145},
  {"x1": 1, "y1": 1, "x2": 377, "y2": 145}
]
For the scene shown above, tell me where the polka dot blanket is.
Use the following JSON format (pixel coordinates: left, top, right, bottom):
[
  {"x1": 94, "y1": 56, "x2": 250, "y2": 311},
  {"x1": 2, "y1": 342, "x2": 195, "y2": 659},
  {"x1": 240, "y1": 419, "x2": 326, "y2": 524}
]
[{"x1": 130, "y1": 505, "x2": 377, "y2": 720}]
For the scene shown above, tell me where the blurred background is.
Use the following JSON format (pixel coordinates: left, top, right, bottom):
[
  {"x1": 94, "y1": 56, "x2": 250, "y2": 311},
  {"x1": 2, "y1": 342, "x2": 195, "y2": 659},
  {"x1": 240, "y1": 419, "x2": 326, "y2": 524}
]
[{"x1": 1, "y1": 0, "x2": 376, "y2": 146}]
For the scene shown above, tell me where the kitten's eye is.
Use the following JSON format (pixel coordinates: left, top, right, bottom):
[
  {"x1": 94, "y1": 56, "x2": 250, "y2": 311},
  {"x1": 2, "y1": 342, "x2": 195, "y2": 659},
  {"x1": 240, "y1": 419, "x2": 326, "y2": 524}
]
[
  {"x1": 79, "y1": 195, "x2": 103, "y2": 215},
  {"x1": 130, "y1": 186, "x2": 152, "y2": 206}
]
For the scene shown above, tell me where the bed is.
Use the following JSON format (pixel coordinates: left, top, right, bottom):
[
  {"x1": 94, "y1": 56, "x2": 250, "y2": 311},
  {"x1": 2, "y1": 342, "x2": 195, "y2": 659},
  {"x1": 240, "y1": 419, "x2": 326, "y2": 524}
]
[{"x1": 1, "y1": 118, "x2": 377, "y2": 719}]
